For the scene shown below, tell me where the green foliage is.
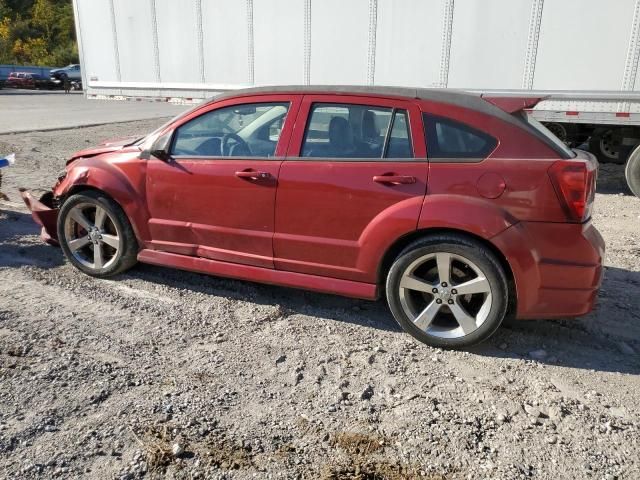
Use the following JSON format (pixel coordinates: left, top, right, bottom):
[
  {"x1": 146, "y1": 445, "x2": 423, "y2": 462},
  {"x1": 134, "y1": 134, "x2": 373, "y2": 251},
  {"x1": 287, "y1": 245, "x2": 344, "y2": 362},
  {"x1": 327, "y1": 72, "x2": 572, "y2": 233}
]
[{"x1": 0, "y1": 0, "x2": 78, "y2": 66}]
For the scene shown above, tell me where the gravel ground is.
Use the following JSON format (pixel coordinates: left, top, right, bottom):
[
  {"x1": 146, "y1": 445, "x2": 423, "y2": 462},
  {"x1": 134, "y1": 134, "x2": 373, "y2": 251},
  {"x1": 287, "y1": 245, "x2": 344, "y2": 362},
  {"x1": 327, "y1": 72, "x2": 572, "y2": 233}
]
[{"x1": 0, "y1": 121, "x2": 639, "y2": 480}]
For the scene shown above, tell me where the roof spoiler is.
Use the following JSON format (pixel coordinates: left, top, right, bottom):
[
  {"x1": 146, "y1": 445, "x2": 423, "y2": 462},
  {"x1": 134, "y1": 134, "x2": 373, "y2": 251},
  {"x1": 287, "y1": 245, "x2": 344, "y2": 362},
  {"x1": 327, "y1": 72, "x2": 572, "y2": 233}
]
[{"x1": 480, "y1": 94, "x2": 548, "y2": 113}]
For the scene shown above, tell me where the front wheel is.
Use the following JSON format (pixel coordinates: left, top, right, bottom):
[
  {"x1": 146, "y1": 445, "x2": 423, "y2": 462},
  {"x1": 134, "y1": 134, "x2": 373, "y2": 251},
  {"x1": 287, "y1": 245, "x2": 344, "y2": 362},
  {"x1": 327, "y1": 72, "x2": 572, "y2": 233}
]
[
  {"x1": 626, "y1": 146, "x2": 640, "y2": 198},
  {"x1": 57, "y1": 191, "x2": 138, "y2": 277},
  {"x1": 385, "y1": 234, "x2": 509, "y2": 348}
]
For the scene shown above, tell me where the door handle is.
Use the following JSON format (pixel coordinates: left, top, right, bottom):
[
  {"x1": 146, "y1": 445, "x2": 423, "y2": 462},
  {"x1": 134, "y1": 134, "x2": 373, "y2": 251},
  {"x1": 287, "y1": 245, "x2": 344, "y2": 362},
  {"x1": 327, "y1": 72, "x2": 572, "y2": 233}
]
[
  {"x1": 373, "y1": 175, "x2": 416, "y2": 185},
  {"x1": 235, "y1": 170, "x2": 271, "y2": 180}
]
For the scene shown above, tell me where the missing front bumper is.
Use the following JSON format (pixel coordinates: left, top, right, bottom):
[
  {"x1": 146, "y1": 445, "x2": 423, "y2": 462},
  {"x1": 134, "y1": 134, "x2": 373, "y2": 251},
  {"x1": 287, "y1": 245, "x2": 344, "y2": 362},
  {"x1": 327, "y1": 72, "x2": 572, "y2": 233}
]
[{"x1": 19, "y1": 188, "x2": 60, "y2": 245}]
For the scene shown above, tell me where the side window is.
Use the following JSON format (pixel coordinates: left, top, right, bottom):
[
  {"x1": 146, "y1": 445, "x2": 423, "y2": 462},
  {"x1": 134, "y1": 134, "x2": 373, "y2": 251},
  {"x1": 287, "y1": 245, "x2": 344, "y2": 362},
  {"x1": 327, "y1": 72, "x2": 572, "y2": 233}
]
[
  {"x1": 171, "y1": 102, "x2": 289, "y2": 158},
  {"x1": 301, "y1": 103, "x2": 413, "y2": 159},
  {"x1": 424, "y1": 113, "x2": 497, "y2": 159},
  {"x1": 385, "y1": 110, "x2": 413, "y2": 158}
]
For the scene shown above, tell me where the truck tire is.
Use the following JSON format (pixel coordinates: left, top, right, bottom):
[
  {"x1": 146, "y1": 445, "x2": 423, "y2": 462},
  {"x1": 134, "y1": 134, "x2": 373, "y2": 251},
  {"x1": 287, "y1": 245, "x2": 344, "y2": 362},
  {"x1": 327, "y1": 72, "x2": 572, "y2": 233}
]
[
  {"x1": 545, "y1": 123, "x2": 570, "y2": 144},
  {"x1": 625, "y1": 146, "x2": 640, "y2": 198},
  {"x1": 543, "y1": 122, "x2": 585, "y2": 147},
  {"x1": 589, "y1": 129, "x2": 623, "y2": 164}
]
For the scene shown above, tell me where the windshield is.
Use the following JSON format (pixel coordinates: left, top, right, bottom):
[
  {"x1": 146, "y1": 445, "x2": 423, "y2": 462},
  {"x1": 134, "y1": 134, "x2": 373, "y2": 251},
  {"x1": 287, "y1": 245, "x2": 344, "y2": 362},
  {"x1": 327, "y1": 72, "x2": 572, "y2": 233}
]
[
  {"x1": 518, "y1": 112, "x2": 575, "y2": 158},
  {"x1": 134, "y1": 100, "x2": 209, "y2": 149}
]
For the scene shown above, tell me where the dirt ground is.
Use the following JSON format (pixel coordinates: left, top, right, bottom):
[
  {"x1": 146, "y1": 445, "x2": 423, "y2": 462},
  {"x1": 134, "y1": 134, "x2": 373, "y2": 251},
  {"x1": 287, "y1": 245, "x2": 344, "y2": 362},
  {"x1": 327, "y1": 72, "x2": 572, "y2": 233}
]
[{"x1": 0, "y1": 121, "x2": 639, "y2": 480}]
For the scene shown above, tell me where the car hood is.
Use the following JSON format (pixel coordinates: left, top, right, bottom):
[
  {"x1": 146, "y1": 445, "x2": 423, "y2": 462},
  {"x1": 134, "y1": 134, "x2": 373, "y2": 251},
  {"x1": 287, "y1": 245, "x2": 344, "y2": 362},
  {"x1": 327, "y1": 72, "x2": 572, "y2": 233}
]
[{"x1": 67, "y1": 136, "x2": 141, "y2": 164}]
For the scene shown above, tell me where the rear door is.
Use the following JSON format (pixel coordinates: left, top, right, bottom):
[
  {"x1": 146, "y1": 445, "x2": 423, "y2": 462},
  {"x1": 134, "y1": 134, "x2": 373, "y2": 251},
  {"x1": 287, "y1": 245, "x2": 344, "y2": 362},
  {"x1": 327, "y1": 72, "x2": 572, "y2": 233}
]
[{"x1": 273, "y1": 94, "x2": 428, "y2": 283}]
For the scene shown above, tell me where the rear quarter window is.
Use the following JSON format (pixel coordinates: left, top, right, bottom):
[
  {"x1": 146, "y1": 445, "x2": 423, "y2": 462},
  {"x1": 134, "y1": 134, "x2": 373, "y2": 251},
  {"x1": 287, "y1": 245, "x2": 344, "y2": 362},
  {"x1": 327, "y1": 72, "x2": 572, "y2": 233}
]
[{"x1": 423, "y1": 113, "x2": 497, "y2": 159}]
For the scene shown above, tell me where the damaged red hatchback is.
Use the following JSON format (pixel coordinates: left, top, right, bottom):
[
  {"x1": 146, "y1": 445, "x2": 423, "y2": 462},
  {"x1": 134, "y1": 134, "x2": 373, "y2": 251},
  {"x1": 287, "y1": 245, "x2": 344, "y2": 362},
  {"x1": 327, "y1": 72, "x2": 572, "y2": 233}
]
[{"x1": 21, "y1": 86, "x2": 605, "y2": 348}]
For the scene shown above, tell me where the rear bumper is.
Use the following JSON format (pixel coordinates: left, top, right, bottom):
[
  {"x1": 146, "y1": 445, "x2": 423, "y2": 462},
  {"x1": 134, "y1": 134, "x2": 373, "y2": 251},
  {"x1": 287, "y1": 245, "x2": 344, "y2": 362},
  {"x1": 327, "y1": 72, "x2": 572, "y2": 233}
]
[
  {"x1": 492, "y1": 220, "x2": 605, "y2": 319},
  {"x1": 19, "y1": 189, "x2": 59, "y2": 245}
]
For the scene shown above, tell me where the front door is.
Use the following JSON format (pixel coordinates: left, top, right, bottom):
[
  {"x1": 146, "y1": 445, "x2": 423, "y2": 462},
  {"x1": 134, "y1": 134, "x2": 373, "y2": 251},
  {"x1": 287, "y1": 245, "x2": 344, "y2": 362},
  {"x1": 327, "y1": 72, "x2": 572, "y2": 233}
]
[
  {"x1": 273, "y1": 95, "x2": 428, "y2": 283},
  {"x1": 146, "y1": 96, "x2": 300, "y2": 268}
]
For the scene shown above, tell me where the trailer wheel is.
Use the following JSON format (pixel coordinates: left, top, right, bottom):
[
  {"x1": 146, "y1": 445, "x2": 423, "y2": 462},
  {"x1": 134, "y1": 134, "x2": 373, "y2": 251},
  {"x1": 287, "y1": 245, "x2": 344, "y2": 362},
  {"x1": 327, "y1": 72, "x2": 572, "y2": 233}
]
[
  {"x1": 545, "y1": 123, "x2": 569, "y2": 144},
  {"x1": 589, "y1": 129, "x2": 623, "y2": 164},
  {"x1": 625, "y1": 146, "x2": 640, "y2": 198}
]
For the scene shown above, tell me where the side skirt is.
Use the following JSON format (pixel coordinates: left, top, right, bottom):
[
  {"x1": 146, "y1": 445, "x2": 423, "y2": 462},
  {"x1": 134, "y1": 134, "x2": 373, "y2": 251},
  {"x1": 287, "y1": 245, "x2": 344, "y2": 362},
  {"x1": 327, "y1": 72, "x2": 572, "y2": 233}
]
[{"x1": 137, "y1": 249, "x2": 379, "y2": 300}]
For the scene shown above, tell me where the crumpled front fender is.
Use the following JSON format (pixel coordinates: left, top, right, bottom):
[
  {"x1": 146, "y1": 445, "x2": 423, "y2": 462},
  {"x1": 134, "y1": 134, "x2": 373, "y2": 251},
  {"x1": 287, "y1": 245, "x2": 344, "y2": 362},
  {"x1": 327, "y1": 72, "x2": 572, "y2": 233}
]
[{"x1": 19, "y1": 188, "x2": 59, "y2": 245}]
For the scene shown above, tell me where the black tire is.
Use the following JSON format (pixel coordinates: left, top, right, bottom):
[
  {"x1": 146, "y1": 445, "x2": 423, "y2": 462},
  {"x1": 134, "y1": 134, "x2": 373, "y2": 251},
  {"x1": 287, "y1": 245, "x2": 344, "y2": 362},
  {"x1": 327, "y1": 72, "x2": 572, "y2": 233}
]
[
  {"x1": 385, "y1": 234, "x2": 509, "y2": 349},
  {"x1": 57, "y1": 190, "x2": 138, "y2": 277},
  {"x1": 626, "y1": 146, "x2": 640, "y2": 198},
  {"x1": 544, "y1": 122, "x2": 585, "y2": 147},
  {"x1": 589, "y1": 129, "x2": 624, "y2": 164}
]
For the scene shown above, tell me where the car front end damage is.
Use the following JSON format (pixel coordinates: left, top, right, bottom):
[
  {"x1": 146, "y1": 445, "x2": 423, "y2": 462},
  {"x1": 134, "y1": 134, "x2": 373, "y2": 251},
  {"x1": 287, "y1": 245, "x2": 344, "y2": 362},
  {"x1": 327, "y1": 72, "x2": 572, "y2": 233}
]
[
  {"x1": 20, "y1": 188, "x2": 60, "y2": 245},
  {"x1": 19, "y1": 136, "x2": 142, "y2": 246}
]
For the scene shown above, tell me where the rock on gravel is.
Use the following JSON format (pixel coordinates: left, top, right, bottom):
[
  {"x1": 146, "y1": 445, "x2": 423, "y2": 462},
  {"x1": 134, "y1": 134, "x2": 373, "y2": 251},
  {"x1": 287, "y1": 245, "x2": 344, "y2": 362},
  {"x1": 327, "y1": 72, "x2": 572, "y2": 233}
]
[
  {"x1": 523, "y1": 404, "x2": 542, "y2": 418},
  {"x1": 171, "y1": 443, "x2": 184, "y2": 457}
]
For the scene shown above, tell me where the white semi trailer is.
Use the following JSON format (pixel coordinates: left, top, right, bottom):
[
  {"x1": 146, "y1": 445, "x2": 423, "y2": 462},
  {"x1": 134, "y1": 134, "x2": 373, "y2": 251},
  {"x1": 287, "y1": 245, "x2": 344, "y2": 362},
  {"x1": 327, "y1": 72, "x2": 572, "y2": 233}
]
[{"x1": 72, "y1": 0, "x2": 640, "y2": 196}]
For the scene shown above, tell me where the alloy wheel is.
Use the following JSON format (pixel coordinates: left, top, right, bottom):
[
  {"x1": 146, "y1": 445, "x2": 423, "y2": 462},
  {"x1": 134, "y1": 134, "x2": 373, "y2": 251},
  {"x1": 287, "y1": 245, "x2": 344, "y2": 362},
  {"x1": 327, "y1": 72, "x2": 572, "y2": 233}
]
[
  {"x1": 63, "y1": 202, "x2": 122, "y2": 270},
  {"x1": 398, "y1": 252, "x2": 493, "y2": 339}
]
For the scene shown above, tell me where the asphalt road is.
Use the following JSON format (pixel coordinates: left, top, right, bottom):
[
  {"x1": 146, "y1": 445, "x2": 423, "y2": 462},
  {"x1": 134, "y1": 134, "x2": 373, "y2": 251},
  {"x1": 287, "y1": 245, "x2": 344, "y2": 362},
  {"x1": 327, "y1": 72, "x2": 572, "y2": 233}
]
[{"x1": 0, "y1": 89, "x2": 189, "y2": 134}]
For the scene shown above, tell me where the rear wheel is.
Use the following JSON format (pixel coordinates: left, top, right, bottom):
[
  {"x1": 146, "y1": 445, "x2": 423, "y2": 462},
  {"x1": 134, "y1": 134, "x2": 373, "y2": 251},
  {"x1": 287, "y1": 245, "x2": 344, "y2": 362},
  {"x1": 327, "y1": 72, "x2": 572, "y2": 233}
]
[
  {"x1": 626, "y1": 146, "x2": 640, "y2": 198},
  {"x1": 57, "y1": 191, "x2": 138, "y2": 277},
  {"x1": 385, "y1": 234, "x2": 509, "y2": 348}
]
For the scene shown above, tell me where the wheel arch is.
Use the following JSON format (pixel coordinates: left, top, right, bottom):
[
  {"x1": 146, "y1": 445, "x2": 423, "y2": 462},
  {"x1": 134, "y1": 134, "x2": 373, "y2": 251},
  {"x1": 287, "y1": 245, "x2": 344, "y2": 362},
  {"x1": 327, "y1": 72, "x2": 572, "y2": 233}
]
[
  {"x1": 58, "y1": 184, "x2": 148, "y2": 244},
  {"x1": 63, "y1": 184, "x2": 107, "y2": 201},
  {"x1": 55, "y1": 158, "x2": 151, "y2": 242},
  {"x1": 378, "y1": 227, "x2": 517, "y2": 314}
]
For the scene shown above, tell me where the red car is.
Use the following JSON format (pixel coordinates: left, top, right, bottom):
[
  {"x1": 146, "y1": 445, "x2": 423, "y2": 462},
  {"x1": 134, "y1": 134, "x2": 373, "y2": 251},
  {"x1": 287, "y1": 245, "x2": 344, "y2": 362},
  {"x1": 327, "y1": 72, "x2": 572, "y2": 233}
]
[
  {"x1": 5, "y1": 72, "x2": 30, "y2": 88},
  {"x1": 21, "y1": 86, "x2": 604, "y2": 348},
  {"x1": 5, "y1": 71, "x2": 49, "y2": 89}
]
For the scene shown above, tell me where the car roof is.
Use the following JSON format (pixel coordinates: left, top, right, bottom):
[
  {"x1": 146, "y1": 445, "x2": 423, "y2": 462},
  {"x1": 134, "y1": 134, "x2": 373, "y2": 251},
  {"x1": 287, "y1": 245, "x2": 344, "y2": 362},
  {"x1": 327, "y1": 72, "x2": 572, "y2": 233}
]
[
  {"x1": 212, "y1": 85, "x2": 502, "y2": 117},
  {"x1": 209, "y1": 85, "x2": 571, "y2": 157}
]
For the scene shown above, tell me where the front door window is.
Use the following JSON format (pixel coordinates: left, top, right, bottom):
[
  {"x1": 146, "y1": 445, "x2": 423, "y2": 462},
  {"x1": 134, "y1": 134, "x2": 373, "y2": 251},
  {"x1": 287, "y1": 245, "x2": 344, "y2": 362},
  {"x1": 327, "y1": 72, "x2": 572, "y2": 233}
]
[{"x1": 171, "y1": 103, "x2": 290, "y2": 158}]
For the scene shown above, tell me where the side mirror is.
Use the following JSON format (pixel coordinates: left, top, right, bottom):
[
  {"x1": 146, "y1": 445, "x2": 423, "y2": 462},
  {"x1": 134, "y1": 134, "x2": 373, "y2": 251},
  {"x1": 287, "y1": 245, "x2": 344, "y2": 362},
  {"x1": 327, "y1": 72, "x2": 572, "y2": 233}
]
[
  {"x1": 150, "y1": 148, "x2": 171, "y2": 161},
  {"x1": 141, "y1": 131, "x2": 172, "y2": 161}
]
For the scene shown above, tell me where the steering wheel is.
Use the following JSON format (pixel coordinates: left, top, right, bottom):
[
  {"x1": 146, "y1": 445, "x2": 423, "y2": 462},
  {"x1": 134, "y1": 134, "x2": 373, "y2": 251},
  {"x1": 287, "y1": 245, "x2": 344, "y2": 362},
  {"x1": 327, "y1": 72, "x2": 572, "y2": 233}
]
[{"x1": 221, "y1": 133, "x2": 250, "y2": 156}]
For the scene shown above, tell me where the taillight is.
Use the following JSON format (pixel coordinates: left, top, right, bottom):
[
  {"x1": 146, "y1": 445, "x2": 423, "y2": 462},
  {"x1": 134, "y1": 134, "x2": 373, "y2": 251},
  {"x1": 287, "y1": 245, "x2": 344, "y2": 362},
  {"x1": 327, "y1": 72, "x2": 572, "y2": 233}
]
[{"x1": 548, "y1": 160, "x2": 597, "y2": 222}]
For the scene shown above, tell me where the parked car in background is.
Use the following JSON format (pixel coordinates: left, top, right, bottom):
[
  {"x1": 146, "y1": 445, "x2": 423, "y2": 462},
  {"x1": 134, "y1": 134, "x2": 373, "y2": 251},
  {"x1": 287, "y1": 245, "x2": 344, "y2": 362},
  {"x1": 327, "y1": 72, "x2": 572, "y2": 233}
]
[
  {"x1": 20, "y1": 86, "x2": 605, "y2": 348},
  {"x1": 50, "y1": 64, "x2": 81, "y2": 81},
  {"x1": 5, "y1": 72, "x2": 29, "y2": 88},
  {"x1": 30, "y1": 73, "x2": 57, "y2": 90},
  {"x1": 1, "y1": 64, "x2": 57, "y2": 88},
  {"x1": 5, "y1": 72, "x2": 58, "y2": 90}
]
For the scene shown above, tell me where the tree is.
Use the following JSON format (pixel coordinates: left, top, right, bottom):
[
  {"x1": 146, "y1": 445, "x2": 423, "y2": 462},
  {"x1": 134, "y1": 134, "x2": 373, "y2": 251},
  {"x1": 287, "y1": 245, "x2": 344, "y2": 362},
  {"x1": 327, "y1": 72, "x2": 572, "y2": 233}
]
[
  {"x1": 0, "y1": 0, "x2": 78, "y2": 66},
  {"x1": 31, "y1": 0, "x2": 54, "y2": 41},
  {"x1": 12, "y1": 36, "x2": 47, "y2": 64}
]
